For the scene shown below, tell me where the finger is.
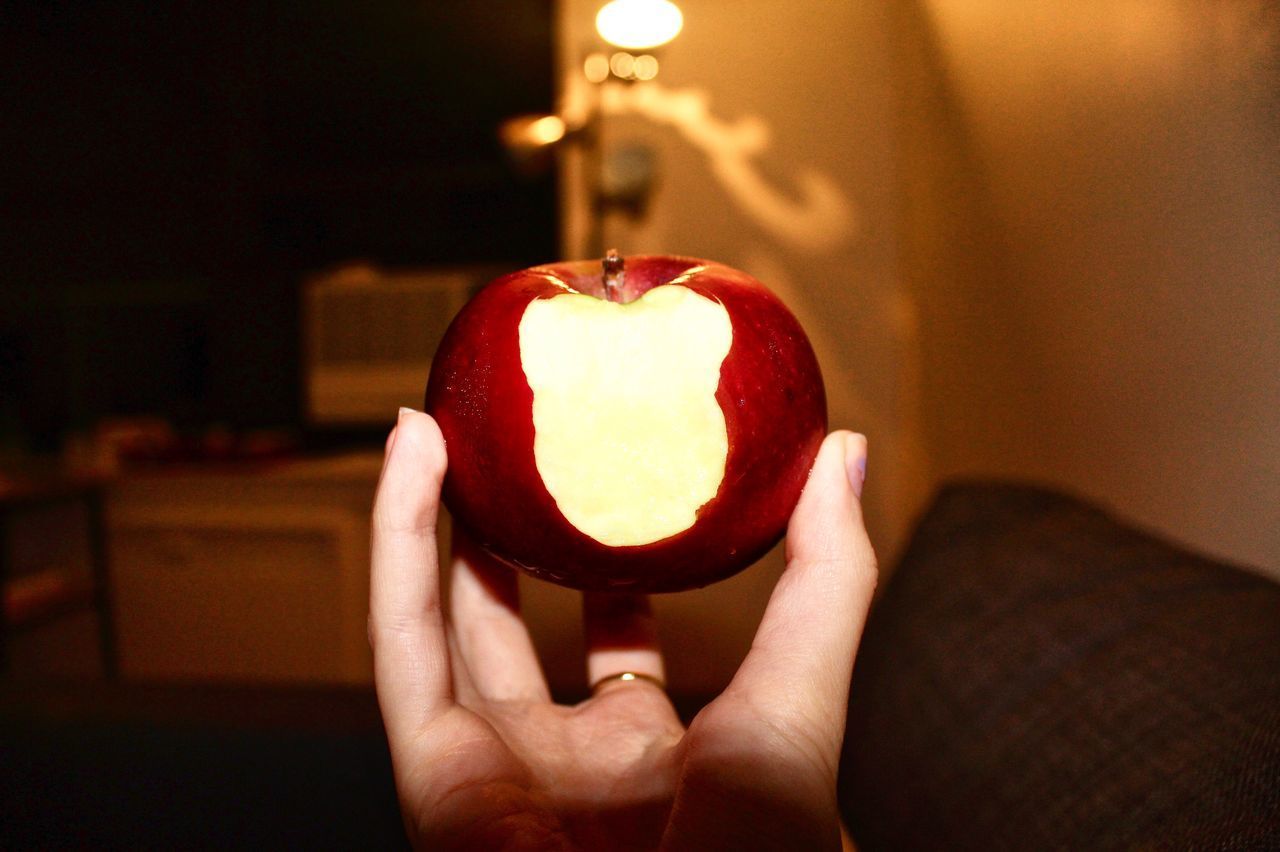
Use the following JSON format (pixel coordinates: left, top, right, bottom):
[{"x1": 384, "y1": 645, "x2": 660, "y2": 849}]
[
  {"x1": 584, "y1": 593, "x2": 665, "y2": 695},
  {"x1": 449, "y1": 529, "x2": 551, "y2": 703},
  {"x1": 728, "y1": 431, "x2": 876, "y2": 763},
  {"x1": 370, "y1": 409, "x2": 453, "y2": 742},
  {"x1": 445, "y1": 625, "x2": 482, "y2": 706}
]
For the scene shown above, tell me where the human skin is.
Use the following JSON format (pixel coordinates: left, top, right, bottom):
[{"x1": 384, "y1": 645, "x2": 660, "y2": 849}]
[{"x1": 369, "y1": 409, "x2": 875, "y2": 850}]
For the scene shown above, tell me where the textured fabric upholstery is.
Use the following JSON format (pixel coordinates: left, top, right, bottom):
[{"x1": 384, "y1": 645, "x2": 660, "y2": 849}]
[{"x1": 839, "y1": 482, "x2": 1280, "y2": 850}]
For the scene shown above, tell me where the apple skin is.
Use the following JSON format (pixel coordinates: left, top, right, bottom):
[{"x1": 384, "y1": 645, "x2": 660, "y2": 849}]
[{"x1": 425, "y1": 255, "x2": 827, "y2": 593}]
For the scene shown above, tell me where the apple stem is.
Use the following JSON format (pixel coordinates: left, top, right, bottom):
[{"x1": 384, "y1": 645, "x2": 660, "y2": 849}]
[{"x1": 603, "y1": 249, "x2": 624, "y2": 303}]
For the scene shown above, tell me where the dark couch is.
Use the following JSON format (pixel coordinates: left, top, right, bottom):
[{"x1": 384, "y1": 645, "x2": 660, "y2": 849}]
[{"x1": 839, "y1": 482, "x2": 1280, "y2": 850}]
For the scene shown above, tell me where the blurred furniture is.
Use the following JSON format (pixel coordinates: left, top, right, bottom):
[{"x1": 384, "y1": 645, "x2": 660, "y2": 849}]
[
  {"x1": 302, "y1": 264, "x2": 488, "y2": 426},
  {"x1": 840, "y1": 482, "x2": 1280, "y2": 850},
  {"x1": 0, "y1": 465, "x2": 116, "y2": 677},
  {"x1": 106, "y1": 452, "x2": 389, "y2": 684}
]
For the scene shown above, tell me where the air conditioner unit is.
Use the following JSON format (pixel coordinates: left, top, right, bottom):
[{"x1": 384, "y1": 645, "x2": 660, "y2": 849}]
[{"x1": 303, "y1": 264, "x2": 479, "y2": 425}]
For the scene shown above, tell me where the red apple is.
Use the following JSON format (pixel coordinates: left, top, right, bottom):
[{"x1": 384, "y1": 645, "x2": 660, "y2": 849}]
[{"x1": 425, "y1": 253, "x2": 826, "y2": 592}]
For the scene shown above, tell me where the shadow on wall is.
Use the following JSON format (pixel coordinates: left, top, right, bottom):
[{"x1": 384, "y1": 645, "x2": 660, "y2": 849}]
[{"x1": 561, "y1": 76, "x2": 860, "y2": 252}]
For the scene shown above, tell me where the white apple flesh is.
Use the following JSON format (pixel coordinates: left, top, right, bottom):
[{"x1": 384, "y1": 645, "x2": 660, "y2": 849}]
[{"x1": 519, "y1": 285, "x2": 733, "y2": 546}]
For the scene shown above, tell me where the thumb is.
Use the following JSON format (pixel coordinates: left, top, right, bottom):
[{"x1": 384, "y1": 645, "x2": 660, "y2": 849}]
[
  {"x1": 370, "y1": 409, "x2": 454, "y2": 740},
  {"x1": 728, "y1": 431, "x2": 877, "y2": 766}
]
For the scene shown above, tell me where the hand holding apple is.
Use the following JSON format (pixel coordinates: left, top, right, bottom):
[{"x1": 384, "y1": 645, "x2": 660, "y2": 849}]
[{"x1": 425, "y1": 252, "x2": 826, "y2": 592}]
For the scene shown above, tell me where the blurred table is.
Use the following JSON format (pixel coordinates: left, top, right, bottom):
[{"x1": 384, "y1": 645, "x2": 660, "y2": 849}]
[
  {"x1": 105, "y1": 451, "x2": 388, "y2": 683},
  {"x1": 0, "y1": 463, "x2": 116, "y2": 677}
]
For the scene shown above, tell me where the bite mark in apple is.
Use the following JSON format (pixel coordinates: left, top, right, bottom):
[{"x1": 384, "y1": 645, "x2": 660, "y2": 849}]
[{"x1": 518, "y1": 284, "x2": 733, "y2": 547}]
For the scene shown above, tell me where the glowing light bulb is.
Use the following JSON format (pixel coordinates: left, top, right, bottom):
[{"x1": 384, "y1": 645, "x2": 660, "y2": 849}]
[
  {"x1": 583, "y1": 52, "x2": 611, "y2": 83},
  {"x1": 526, "y1": 115, "x2": 567, "y2": 146},
  {"x1": 595, "y1": 0, "x2": 683, "y2": 50},
  {"x1": 500, "y1": 114, "x2": 566, "y2": 154},
  {"x1": 609, "y1": 51, "x2": 636, "y2": 78},
  {"x1": 633, "y1": 54, "x2": 659, "y2": 80}
]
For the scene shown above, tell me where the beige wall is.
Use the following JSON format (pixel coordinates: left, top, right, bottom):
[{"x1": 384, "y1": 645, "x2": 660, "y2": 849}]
[
  {"x1": 530, "y1": 0, "x2": 923, "y2": 695},
  {"x1": 901, "y1": 1, "x2": 1280, "y2": 575},
  {"x1": 530, "y1": 0, "x2": 1279, "y2": 694}
]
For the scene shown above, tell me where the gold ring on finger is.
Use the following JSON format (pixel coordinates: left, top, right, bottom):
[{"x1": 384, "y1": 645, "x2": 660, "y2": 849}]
[{"x1": 590, "y1": 671, "x2": 666, "y2": 695}]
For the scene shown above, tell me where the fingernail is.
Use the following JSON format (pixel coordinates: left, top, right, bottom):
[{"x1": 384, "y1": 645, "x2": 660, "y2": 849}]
[
  {"x1": 384, "y1": 407, "x2": 417, "y2": 463},
  {"x1": 845, "y1": 433, "x2": 867, "y2": 498}
]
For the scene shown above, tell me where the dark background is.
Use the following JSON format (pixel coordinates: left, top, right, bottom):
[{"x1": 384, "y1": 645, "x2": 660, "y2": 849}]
[{"x1": 1, "y1": 0, "x2": 558, "y2": 451}]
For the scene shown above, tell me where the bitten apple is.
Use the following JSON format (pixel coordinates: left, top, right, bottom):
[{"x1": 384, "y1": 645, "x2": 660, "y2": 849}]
[{"x1": 425, "y1": 252, "x2": 826, "y2": 592}]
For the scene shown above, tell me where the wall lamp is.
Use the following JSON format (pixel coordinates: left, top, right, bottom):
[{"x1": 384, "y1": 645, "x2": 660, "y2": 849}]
[{"x1": 499, "y1": 0, "x2": 684, "y2": 253}]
